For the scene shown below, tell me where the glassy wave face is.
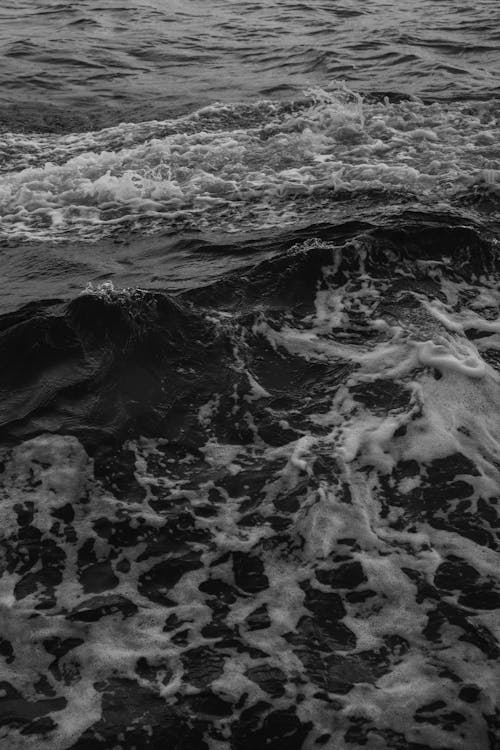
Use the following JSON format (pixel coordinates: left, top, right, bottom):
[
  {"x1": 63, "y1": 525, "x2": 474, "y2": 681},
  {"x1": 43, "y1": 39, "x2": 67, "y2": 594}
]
[{"x1": 1, "y1": 2, "x2": 500, "y2": 749}]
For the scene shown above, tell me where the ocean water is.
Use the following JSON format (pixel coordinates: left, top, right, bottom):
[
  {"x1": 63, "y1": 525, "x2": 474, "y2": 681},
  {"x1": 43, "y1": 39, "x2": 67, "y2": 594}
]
[{"x1": 1, "y1": 2, "x2": 500, "y2": 749}]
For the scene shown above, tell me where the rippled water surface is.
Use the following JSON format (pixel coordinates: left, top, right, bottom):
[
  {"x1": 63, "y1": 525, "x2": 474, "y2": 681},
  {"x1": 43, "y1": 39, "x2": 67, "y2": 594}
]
[
  {"x1": 2, "y1": 3, "x2": 500, "y2": 750},
  {"x1": 0, "y1": 0, "x2": 499, "y2": 127}
]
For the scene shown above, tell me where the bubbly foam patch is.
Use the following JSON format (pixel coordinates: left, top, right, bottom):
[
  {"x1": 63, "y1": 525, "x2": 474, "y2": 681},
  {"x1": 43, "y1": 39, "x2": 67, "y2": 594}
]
[
  {"x1": 2, "y1": 247, "x2": 500, "y2": 747},
  {"x1": 0, "y1": 86, "x2": 499, "y2": 241}
]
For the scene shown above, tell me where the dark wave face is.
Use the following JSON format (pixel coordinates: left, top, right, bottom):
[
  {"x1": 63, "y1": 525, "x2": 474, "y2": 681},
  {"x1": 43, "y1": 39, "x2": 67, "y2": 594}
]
[
  {"x1": 0, "y1": 0, "x2": 499, "y2": 129},
  {"x1": 0, "y1": 215, "x2": 497, "y2": 444},
  {"x1": 2, "y1": 2, "x2": 500, "y2": 749},
  {"x1": 2, "y1": 215, "x2": 500, "y2": 748}
]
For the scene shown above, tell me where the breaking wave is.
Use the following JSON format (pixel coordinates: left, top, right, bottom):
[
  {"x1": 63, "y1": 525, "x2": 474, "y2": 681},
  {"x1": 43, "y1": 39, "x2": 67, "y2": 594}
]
[
  {"x1": 0, "y1": 86, "x2": 499, "y2": 242},
  {"x1": 2, "y1": 64, "x2": 500, "y2": 748}
]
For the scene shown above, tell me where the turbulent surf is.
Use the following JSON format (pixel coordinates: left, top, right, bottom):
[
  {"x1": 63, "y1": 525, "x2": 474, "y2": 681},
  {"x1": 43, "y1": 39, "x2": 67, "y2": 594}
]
[
  {"x1": 2, "y1": 208, "x2": 500, "y2": 748},
  {"x1": 1, "y1": 1, "x2": 500, "y2": 747}
]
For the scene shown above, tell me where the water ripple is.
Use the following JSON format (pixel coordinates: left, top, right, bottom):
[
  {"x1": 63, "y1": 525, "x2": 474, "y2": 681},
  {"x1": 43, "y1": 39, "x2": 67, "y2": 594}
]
[{"x1": 0, "y1": 0, "x2": 498, "y2": 129}]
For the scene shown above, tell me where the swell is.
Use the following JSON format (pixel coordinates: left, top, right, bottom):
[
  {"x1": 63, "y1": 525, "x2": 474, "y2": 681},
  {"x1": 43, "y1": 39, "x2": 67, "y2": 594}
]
[
  {"x1": 0, "y1": 214, "x2": 497, "y2": 445},
  {"x1": 188, "y1": 212, "x2": 498, "y2": 310},
  {"x1": 0, "y1": 289, "x2": 227, "y2": 444}
]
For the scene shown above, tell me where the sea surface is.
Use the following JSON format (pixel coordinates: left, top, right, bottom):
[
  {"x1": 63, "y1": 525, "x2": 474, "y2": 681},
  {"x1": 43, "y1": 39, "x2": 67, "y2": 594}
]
[{"x1": 1, "y1": 2, "x2": 500, "y2": 749}]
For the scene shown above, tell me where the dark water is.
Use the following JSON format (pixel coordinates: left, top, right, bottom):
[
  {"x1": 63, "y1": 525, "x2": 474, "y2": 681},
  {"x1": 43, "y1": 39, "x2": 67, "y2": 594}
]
[
  {"x1": 1, "y1": 3, "x2": 500, "y2": 750},
  {"x1": 0, "y1": 0, "x2": 499, "y2": 127}
]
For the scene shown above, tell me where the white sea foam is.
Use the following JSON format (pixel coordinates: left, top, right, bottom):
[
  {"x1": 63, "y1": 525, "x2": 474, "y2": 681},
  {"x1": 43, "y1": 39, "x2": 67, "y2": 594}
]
[
  {"x1": 0, "y1": 86, "x2": 499, "y2": 241},
  {"x1": 2, "y1": 236, "x2": 500, "y2": 747}
]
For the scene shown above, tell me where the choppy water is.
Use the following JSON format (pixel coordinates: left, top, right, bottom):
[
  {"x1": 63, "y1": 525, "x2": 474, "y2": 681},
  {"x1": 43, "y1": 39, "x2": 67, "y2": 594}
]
[
  {"x1": 1, "y1": 2, "x2": 500, "y2": 749},
  {"x1": 0, "y1": 0, "x2": 499, "y2": 128}
]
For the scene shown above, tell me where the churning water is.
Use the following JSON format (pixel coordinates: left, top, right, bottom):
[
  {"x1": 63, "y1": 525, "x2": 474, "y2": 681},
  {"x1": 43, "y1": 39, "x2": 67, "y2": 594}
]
[{"x1": 1, "y1": 2, "x2": 500, "y2": 749}]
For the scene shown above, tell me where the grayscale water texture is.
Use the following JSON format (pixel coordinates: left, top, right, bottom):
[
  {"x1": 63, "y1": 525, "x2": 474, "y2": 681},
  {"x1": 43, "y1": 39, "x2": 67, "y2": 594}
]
[
  {"x1": 1, "y1": 3, "x2": 500, "y2": 750},
  {"x1": 0, "y1": 0, "x2": 498, "y2": 128}
]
